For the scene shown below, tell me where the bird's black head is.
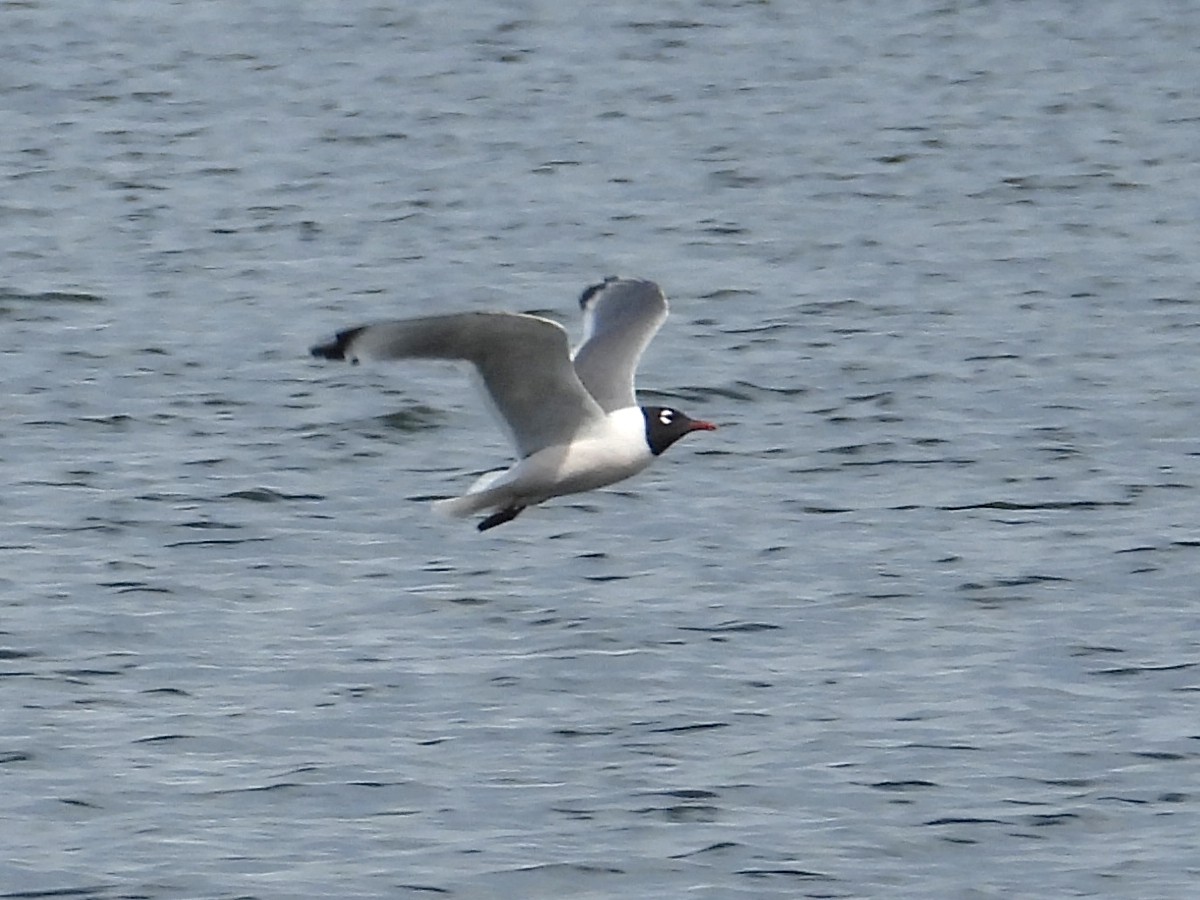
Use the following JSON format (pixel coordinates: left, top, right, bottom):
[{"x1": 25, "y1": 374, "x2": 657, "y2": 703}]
[{"x1": 641, "y1": 406, "x2": 717, "y2": 456}]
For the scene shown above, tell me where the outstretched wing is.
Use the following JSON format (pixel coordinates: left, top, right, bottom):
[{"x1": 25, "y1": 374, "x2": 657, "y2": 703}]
[
  {"x1": 571, "y1": 278, "x2": 669, "y2": 412},
  {"x1": 312, "y1": 312, "x2": 605, "y2": 458}
]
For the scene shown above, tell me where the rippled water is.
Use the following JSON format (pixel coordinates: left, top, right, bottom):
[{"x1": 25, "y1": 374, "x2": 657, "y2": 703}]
[{"x1": 4, "y1": 1, "x2": 1200, "y2": 897}]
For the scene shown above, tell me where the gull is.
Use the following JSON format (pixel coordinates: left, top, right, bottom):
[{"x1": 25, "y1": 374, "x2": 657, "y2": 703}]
[{"x1": 310, "y1": 277, "x2": 716, "y2": 530}]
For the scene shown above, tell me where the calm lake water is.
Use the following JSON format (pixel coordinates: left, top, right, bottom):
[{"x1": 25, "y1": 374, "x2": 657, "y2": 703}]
[{"x1": 3, "y1": 1, "x2": 1200, "y2": 897}]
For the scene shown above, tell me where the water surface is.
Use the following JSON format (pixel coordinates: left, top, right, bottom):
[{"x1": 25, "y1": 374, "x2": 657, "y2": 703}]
[{"x1": 3, "y1": 1, "x2": 1200, "y2": 897}]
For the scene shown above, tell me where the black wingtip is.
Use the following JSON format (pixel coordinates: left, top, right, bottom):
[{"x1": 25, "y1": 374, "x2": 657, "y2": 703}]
[
  {"x1": 310, "y1": 341, "x2": 343, "y2": 360},
  {"x1": 579, "y1": 275, "x2": 620, "y2": 309},
  {"x1": 310, "y1": 326, "x2": 365, "y2": 362}
]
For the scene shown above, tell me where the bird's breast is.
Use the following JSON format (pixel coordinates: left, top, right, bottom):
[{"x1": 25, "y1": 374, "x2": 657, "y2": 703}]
[{"x1": 506, "y1": 408, "x2": 653, "y2": 503}]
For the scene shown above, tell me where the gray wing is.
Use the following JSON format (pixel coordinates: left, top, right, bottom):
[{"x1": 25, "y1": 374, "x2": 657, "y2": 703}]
[
  {"x1": 571, "y1": 278, "x2": 669, "y2": 412},
  {"x1": 311, "y1": 312, "x2": 605, "y2": 458}
]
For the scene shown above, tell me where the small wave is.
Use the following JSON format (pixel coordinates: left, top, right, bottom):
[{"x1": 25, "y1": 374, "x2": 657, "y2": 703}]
[
  {"x1": 223, "y1": 487, "x2": 324, "y2": 502},
  {"x1": 0, "y1": 289, "x2": 105, "y2": 304}
]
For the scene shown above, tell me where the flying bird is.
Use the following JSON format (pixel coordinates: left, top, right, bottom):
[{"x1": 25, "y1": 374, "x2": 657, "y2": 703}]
[{"x1": 310, "y1": 277, "x2": 716, "y2": 530}]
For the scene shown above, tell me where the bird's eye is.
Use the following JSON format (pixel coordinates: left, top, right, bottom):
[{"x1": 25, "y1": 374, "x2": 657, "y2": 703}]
[{"x1": 659, "y1": 409, "x2": 674, "y2": 426}]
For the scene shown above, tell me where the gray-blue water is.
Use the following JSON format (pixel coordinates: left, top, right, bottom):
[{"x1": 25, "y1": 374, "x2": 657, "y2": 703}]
[{"x1": 4, "y1": 2, "x2": 1199, "y2": 897}]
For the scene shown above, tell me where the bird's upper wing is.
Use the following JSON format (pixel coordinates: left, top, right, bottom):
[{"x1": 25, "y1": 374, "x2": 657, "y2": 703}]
[
  {"x1": 311, "y1": 312, "x2": 605, "y2": 458},
  {"x1": 571, "y1": 278, "x2": 669, "y2": 412}
]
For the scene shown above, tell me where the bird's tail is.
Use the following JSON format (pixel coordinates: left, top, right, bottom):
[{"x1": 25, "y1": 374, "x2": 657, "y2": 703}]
[
  {"x1": 431, "y1": 470, "x2": 509, "y2": 519},
  {"x1": 431, "y1": 495, "x2": 485, "y2": 519}
]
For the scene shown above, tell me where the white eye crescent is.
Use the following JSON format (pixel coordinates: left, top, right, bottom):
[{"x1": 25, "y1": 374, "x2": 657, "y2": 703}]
[{"x1": 659, "y1": 409, "x2": 674, "y2": 426}]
